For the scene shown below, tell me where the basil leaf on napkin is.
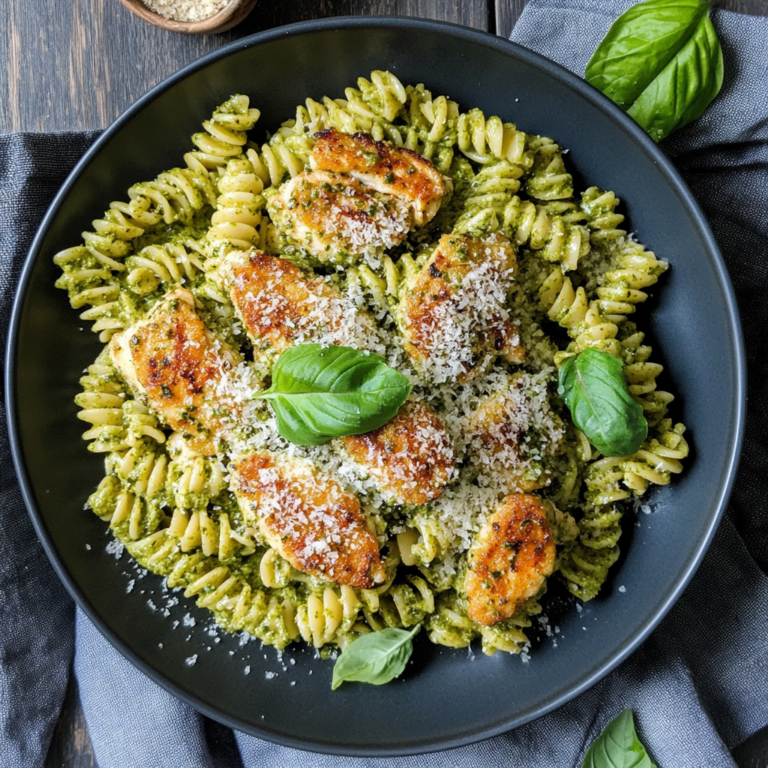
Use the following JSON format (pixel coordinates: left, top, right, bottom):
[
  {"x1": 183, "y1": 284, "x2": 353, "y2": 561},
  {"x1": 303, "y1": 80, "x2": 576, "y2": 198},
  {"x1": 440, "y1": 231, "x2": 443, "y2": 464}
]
[
  {"x1": 585, "y1": 0, "x2": 723, "y2": 141},
  {"x1": 332, "y1": 626, "x2": 419, "y2": 690},
  {"x1": 558, "y1": 349, "x2": 648, "y2": 457},
  {"x1": 253, "y1": 344, "x2": 412, "y2": 446},
  {"x1": 581, "y1": 709, "x2": 657, "y2": 768}
]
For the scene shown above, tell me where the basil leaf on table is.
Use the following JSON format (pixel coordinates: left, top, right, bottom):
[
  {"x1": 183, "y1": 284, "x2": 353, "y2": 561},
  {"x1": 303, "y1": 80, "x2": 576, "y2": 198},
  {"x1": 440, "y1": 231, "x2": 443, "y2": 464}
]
[
  {"x1": 332, "y1": 626, "x2": 419, "y2": 690},
  {"x1": 558, "y1": 349, "x2": 648, "y2": 457},
  {"x1": 585, "y1": 0, "x2": 723, "y2": 142},
  {"x1": 253, "y1": 344, "x2": 412, "y2": 446},
  {"x1": 581, "y1": 709, "x2": 657, "y2": 768}
]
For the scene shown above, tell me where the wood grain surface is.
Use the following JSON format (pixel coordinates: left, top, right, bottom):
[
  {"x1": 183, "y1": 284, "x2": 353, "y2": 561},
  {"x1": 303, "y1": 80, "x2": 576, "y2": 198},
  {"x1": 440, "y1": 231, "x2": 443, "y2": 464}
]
[
  {"x1": 1, "y1": 0, "x2": 489, "y2": 134},
  {"x1": 3, "y1": 0, "x2": 767, "y2": 765}
]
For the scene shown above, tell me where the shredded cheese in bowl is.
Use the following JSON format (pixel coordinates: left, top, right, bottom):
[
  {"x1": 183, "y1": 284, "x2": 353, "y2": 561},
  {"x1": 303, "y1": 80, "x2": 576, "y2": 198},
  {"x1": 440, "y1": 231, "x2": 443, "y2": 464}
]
[{"x1": 141, "y1": 0, "x2": 229, "y2": 22}]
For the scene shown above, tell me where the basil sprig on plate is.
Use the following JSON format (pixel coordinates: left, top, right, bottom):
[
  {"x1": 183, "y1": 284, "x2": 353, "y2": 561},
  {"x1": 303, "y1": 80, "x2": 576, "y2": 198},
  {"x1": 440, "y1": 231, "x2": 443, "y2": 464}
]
[
  {"x1": 253, "y1": 344, "x2": 412, "y2": 446},
  {"x1": 586, "y1": 0, "x2": 723, "y2": 142},
  {"x1": 558, "y1": 349, "x2": 648, "y2": 457},
  {"x1": 581, "y1": 709, "x2": 657, "y2": 768},
  {"x1": 332, "y1": 626, "x2": 419, "y2": 689}
]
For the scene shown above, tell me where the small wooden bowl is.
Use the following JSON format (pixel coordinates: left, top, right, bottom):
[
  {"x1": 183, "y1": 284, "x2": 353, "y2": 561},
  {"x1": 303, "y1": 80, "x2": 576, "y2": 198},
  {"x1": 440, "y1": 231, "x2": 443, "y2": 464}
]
[{"x1": 117, "y1": 0, "x2": 258, "y2": 34}]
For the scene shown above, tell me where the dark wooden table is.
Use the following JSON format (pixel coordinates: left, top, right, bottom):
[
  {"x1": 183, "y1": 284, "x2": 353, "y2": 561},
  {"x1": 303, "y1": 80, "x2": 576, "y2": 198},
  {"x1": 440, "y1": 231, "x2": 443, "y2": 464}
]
[{"x1": 3, "y1": 0, "x2": 767, "y2": 765}]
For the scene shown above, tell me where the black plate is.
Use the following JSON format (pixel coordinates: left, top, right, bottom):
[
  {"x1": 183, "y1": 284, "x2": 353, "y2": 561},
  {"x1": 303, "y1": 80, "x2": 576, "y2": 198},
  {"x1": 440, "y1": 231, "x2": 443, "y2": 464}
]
[{"x1": 5, "y1": 17, "x2": 745, "y2": 756}]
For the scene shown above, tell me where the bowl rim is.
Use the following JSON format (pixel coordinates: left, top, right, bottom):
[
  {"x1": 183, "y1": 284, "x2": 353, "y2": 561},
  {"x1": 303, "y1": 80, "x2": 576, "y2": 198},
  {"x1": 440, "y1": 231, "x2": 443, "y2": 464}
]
[{"x1": 5, "y1": 15, "x2": 747, "y2": 756}]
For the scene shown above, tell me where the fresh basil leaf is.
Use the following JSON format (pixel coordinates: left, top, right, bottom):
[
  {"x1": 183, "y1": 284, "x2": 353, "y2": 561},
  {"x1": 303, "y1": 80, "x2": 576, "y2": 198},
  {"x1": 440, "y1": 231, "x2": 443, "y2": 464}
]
[
  {"x1": 581, "y1": 709, "x2": 657, "y2": 768},
  {"x1": 332, "y1": 626, "x2": 419, "y2": 690},
  {"x1": 586, "y1": 0, "x2": 723, "y2": 141},
  {"x1": 558, "y1": 349, "x2": 648, "y2": 457},
  {"x1": 254, "y1": 344, "x2": 412, "y2": 446}
]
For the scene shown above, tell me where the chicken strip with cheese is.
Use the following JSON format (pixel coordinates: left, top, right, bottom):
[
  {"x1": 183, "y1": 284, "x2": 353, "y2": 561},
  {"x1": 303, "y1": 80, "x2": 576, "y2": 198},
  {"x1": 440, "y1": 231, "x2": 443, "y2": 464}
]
[
  {"x1": 109, "y1": 288, "x2": 241, "y2": 455},
  {"x1": 465, "y1": 494, "x2": 555, "y2": 626},
  {"x1": 267, "y1": 170, "x2": 411, "y2": 265},
  {"x1": 398, "y1": 232, "x2": 524, "y2": 383},
  {"x1": 340, "y1": 400, "x2": 456, "y2": 505},
  {"x1": 468, "y1": 377, "x2": 565, "y2": 494},
  {"x1": 230, "y1": 452, "x2": 386, "y2": 589},
  {"x1": 310, "y1": 128, "x2": 450, "y2": 227},
  {"x1": 217, "y1": 249, "x2": 377, "y2": 356}
]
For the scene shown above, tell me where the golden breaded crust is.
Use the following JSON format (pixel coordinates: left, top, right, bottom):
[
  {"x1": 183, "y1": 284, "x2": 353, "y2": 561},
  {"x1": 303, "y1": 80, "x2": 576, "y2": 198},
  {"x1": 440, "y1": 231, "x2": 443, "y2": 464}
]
[
  {"x1": 399, "y1": 233, "x2": 524, "y2": 383},
  {"x1": 267, "y1": 170, "x2": 410, "y2": 263},
  {"x1": 341, "y1": 400, "x2": 456, "y2": 504},
  {"x1": 465, "y1": 494, "x2": 555, "y2": 626},
  {"x1": 230, "y1": 452, "x2": 386, "y2": 589},
  {"x1": 223, "y1": 250, "x2": 343, "y2": 354},
  {"x1": 311, "y1": 128, "x2": 449, "y2": 226},
  {"x1": 109, "y1": 289, "x2": 238, "y2": 455}
]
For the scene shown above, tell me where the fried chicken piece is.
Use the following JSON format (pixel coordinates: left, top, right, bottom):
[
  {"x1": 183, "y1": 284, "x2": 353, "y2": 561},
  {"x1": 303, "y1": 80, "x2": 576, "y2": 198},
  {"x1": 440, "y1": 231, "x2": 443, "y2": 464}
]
[
  {"x1": 267, "y1": 170, "x2": 410, "y2": 264},
  {"x1": 398, "y1": 233, "x2": 524, "y2": 383},
  {"x1": 468, "y1": 381, "x2": 564, "y2": 493},
  {"x1": 310, "y1": 128, "x2": 450, "y2": 227},
  {"x1": 230, "y1": 452, "x2": 386, "y2": 589},
  {"x1": 340, "y1": 400, "x2": 456, "y2": 505},
  {"x1": 465, "y1": 494, "x2": 555, "y2": 626},
  {"x1": 109, "y1": 289, "x2": 240, "y2": 455},
  {"x1": 218, "y1": 249, "x2": 375, "y2": 355}
]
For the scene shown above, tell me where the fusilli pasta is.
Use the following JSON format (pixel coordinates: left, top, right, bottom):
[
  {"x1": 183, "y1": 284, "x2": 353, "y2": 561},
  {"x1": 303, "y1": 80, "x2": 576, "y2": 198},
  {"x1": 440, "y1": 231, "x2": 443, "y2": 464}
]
[{"x1": 57, "y1": 71, "x2": 689, "y2": 670}]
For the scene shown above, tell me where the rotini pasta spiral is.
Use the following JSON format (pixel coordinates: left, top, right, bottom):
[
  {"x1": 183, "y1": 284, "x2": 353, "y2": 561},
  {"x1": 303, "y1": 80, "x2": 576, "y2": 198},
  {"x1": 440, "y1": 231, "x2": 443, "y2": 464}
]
[
  {"x1": 297, "y1": 93, "x2": 392, "y2": 143},
  {"x1": 537, "y1": 272, "x2": 683, "y2": 509},
  {"x1": 54, "y1": 97, "x2": 256, "y2": 340},
  {"x1": 479, "y1": 615, "x2": 533, "y2": 655},
  {"x1": 558, "y1": 504, "x2": 622, "y2": 601},
  {"x1": 405, "y1": 85, "x2": 459, "y2": 144},
  {"x1": 88, "y1": 445, "x2": 169, "y2": 542},
  {"x1": 426, "y1": 591, "x2": 476, "y2": 649},
  {"x1": 577, "y1": 188, "x2": 668, "y2": 323},
  {"x1": 620, "y1": 420, "x2": 688, "y2": 494},
  {"x1": 456, "y1": 108, "x2": 531, "y2": 168},
  {"x1": 585, "y1": 419, "x2": 689, "y2": 503},
  {"x1": 453, "y1": 165, "x2": 590, "y2": 271},
  {"x1": 167, "y1": 450, "x2": 225, "y2": 509},
  {"x1": 398, "y1": 516, "x2": 452, "y2": 567},
  {"x1": 304, "y1": 96, "x2": 360, "y2": 135},
  {"x1": 619, "y1": 327, "x2": 673, "y2": 422},
  {"x1": 167, "y1": 506, "x2": 247, "y2": 560},
  {"x1": 561, "y1": 421, "x2": 688, "y2": 601},
  {"x1": 162, "y1": 451, "x2": 256, "y2": 560},
  {"x1": 247, "y1": 137, "x2": 310, "y2": 189},
  {"x1": 54, "y1": 244, "x2": 128, "y2": 341},
  {"x1": 523, "y1": 137, "x2": 573, "y2": 201},
  {"x1": 580, "y1": 187, "x2": 627, "y2": 247},
  {"x1": 356, "y1": 70, "x2": 408, "y2": 123},
  {"x1": 127, "y1": 530, "x2": 299, "y2": 647},
  {"x1": 76, "y1": 348, "x2": 165, "y2": 452},
  {"x1": 594, "y1": 240, "x2": 669, "y2": 323},
  {"x1": 185, "y1": 94, "x2": 261, "y2": 172},
  {"x1": 206, "y1": 152, "x2": 268, "y2": 251},
  {"x1": 375, "y1": 575, "x2": 436, "y2": 629},
  {"x1": 452, "y1": 161, "x2": 526, "y2": 236},
  {"x1": 125, "y1": 241, "x2": 206, "y2": 296},
  {"x1": 394, "y1": 84, "x2": 459, "y2": 170},
  {"x1": 539, "y1": 271, "x2": 623, "y2": 362},
  {"x1": 295, "y1": 585, "x2": 364, "y2": 649}
]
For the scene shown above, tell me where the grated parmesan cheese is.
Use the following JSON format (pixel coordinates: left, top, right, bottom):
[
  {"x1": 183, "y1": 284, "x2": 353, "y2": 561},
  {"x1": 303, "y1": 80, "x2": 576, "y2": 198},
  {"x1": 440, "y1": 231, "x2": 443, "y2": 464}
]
[{"x1": 141, "y1": 0, "x2": 228, "y2": 22}]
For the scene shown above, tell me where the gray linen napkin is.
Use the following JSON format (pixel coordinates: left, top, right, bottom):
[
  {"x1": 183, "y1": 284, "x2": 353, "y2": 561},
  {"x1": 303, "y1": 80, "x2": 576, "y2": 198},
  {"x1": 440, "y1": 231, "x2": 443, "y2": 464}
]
[{"x1": 2, "y1": 3, "x2": 767, "y2": 766}]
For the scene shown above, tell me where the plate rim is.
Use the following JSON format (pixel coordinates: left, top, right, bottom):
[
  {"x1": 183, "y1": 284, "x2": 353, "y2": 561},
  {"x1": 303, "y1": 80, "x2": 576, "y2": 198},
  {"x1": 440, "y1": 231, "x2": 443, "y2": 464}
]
[{"x1": 4, "y1": 15, "x2": 747, "y2": 756}]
